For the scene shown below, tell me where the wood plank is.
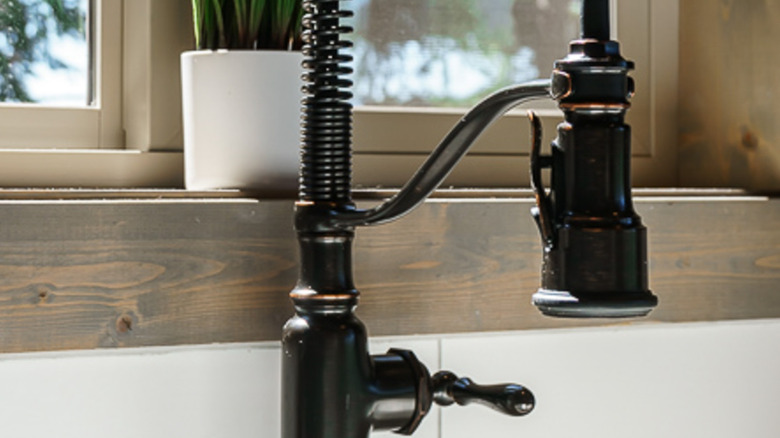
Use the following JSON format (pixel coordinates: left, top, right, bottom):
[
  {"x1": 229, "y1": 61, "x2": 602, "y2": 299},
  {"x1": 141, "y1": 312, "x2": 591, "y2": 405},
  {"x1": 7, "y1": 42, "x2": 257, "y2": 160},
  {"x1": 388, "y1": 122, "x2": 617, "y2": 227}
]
[
  {"x1": 679, "y1": 1, "x2": 780, "y2": 191},
  {"x1": 0, "y1": 194, "x2": 776, "y2": 353}
]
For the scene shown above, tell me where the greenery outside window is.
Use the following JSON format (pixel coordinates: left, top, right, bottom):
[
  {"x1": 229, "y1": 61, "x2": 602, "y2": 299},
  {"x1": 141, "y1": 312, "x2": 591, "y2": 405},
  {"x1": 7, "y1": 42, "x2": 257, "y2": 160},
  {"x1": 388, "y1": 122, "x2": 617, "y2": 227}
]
[{"x1": 350, "y1": 0, "x2": 679, "y2": 188}]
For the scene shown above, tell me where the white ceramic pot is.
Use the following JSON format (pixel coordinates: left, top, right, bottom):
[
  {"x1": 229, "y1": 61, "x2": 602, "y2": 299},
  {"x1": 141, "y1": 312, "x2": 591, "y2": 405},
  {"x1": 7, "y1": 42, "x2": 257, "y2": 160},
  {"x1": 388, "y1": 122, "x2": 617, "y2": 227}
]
[{"x1": 181, "y1": 50, "x2": 303, "y2": 192}]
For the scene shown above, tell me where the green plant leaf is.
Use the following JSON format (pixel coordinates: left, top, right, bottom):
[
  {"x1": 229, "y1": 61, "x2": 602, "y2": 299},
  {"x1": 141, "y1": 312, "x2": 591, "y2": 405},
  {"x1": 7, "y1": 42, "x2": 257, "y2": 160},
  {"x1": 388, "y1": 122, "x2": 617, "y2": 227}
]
[
  {"x1": 248, "y1": 0, "x2": 267, "y2": 48},
  {"x1": 272, "y1": 0, "x2": 295, "y2": 48},
  {"x1": 192, "y1": 0, "x2": 204, "y2": 49},
  {"x1": 202, "y1": 0, "x2": 216, "y2": 48},
  {"x1": 190, "y1": 0, "x2": 302, "y2": 50},
  {"x1": 211, "y1": 0, "x2": 227, "y2": 48},
  {"x1": 233, "y1": 0, "x2": 247, "y2": 46},
  {"x1": 290, "y1": 0, "x2": 303, "y2": 49}
]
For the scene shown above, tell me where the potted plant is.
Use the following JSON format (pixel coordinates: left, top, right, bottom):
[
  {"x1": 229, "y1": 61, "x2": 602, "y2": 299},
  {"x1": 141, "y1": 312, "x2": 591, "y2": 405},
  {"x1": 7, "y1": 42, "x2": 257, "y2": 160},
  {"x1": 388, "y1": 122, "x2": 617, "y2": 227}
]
[{"x1": 181, "y1": 0, "x2": 304, "y2": 192}]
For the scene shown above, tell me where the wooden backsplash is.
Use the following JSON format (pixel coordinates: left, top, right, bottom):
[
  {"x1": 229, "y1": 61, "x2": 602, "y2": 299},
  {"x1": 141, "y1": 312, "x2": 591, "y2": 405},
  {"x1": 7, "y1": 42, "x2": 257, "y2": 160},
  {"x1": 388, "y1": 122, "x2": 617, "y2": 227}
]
[
  {"x1": 0, "y1": 193, "x2": 776, "y2": 354},
  {"x1": 679, "y1": 0, "x2": 780, "y2": 191}
]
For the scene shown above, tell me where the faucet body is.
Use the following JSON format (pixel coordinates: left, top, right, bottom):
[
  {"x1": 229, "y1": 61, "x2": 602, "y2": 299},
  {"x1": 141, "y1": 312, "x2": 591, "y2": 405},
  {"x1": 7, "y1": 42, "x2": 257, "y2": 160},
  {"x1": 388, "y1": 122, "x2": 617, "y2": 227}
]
[
  {"x1": 530, "y1": 20, "x2": 658, "y2": 318},
  {"x1": 283, "y1": 1, "x2": 655, "y2": 437}
]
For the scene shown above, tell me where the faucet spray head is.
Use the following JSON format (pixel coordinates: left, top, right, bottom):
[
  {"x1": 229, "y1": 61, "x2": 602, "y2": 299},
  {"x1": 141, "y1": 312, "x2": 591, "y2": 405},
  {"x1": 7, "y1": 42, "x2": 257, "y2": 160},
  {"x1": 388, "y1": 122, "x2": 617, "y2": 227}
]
[{"x1": 529, "y1": 0, "x2": 658, "y2": 318}]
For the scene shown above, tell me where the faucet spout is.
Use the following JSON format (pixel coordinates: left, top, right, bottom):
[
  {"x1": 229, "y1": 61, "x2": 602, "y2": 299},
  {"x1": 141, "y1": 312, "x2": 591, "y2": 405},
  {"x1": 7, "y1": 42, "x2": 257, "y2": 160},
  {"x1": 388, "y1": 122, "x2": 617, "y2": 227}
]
[{"x1": 332, "y1": 81, "x2": 550, "y2": 229}]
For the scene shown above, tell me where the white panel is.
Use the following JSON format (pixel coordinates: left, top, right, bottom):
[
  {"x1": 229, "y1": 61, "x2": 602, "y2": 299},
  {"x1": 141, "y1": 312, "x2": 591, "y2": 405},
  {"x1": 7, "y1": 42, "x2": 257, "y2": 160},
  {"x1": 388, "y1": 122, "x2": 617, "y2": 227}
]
[
  {"x1": 0, "y1": 338, "x2": 441, "y2": 438},
  {"x1": 440, "y1": 320, "x2": 780, "y2": 438},
  {"x1": 4, "y1": 321, "x2": 776, "y2": 438},
  {"x1": 0, "y1": 344, "x2": 280, "y2": 438}
]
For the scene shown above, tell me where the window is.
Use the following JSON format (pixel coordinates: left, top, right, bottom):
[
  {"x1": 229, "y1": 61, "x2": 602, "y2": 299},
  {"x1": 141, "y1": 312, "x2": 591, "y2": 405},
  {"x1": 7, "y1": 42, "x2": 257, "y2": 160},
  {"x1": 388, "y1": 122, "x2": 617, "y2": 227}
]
[
  {"x1": 0, "y1": 0, "x2": 678, "y2": 189},
  {"x1": 348, "y1": 0, "x2": 680, "y2": 188},
  {"x1": 0, "y1": 0, "x2": 182, "y2": 188},
  {"x1": 0, "y1": 0, "x2": 89, "y2": 106},
  {"x1": 348, "y1": 0, "x2": 580, "y2": 108},
  {"x1": 0, "y1": 0, "x2": 121, "y2": 149}
]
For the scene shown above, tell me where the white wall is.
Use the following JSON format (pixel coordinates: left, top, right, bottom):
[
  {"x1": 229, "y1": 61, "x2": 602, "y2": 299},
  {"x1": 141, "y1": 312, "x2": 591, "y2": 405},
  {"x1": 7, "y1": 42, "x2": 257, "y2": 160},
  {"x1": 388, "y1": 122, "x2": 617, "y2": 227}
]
[{"x1": 0, "y1": 320, "x2": 777, "y2": 438}]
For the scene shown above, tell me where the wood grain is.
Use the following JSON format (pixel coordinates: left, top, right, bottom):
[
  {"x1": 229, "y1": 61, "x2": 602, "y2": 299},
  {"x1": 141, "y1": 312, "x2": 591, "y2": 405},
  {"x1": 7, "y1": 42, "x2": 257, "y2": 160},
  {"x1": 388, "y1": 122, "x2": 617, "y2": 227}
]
[
  {"x1": 0, "y1": 194, "x2": 776, "y2": 353},
  {"x1": 679, "y1": 1, "x2": 780, "y2": 191}
]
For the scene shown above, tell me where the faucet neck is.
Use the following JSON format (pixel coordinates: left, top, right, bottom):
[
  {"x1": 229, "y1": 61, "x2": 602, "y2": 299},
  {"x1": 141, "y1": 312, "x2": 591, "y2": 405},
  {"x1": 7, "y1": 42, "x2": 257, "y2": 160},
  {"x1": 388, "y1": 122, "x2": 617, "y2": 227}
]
[{"x1": 581, "y1": 0, "x2": 611, "y2": 40}]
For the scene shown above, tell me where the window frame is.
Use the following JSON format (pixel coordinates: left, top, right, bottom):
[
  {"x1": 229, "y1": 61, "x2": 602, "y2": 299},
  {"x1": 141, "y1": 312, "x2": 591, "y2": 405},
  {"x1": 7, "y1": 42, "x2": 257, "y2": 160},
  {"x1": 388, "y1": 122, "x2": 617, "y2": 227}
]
[{"x1": 0, "y1": 0, "x2": 678, "y2": 189}]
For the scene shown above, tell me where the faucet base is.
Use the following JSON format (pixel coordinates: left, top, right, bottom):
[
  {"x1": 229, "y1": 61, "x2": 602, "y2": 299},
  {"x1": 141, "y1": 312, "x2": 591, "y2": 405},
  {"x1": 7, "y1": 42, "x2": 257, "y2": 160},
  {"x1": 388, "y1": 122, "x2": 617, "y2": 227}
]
[{"x1": 532, "y1": 288, "x2": 657, "y2": 318}]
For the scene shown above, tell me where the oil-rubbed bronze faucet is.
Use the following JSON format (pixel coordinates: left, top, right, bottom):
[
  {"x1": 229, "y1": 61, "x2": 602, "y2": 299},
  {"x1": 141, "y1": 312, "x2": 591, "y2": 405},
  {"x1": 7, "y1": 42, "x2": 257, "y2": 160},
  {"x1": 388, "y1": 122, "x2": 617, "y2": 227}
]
[{"x1": 282, "y1": 1, "x2": 656, "y2": 437}]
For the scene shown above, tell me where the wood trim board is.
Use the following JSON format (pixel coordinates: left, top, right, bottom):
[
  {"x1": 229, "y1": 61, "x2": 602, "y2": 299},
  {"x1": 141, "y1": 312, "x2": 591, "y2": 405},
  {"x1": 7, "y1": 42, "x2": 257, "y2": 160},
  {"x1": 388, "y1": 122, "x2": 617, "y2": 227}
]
[{"x1": 0, "y1": 192, "x2": 776, "y2": 353}]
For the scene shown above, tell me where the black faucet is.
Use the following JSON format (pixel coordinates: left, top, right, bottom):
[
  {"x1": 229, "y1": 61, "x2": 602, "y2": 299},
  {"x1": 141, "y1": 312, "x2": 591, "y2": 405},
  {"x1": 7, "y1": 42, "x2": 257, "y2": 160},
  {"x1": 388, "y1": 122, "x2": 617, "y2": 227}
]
[{"x1": 282, "y1": 1, "x2": 656, "y2": 437}]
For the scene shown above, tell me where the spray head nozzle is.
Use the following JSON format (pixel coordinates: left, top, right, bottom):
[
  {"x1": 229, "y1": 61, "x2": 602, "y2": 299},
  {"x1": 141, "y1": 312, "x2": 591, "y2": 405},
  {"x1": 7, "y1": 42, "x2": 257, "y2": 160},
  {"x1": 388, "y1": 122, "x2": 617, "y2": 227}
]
[{"x1": 529, "y1": 0, "x2": 657, "y2": 319}]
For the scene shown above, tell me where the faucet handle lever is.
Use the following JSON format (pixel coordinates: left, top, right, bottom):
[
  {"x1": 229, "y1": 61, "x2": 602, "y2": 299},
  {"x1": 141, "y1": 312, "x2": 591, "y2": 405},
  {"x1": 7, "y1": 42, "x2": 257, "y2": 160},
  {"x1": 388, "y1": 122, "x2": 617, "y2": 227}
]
[
  {"x1": 432, "y1": 371, "x2": 535, "y2": 416},
  {"x1": 528, "y1": 111, "x2": 555, "y2": 248}
]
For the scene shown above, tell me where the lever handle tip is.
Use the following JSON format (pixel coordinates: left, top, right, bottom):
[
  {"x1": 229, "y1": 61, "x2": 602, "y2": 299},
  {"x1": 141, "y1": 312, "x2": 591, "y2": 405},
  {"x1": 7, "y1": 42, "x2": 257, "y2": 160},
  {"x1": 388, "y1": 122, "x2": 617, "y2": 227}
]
[{"x1": 432, "y1": 371, "x2": 535, "y2": 417}]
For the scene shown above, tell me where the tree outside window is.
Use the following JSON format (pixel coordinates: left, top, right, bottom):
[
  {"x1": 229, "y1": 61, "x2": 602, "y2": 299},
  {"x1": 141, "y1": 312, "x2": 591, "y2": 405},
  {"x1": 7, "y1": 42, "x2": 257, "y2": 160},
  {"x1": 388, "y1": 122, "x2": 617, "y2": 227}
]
[
  {"x1": 350, "y1": 0, "x2": 579, "y2": 107},
  {"x1": 0, "y1": 0, "x2": 87, "y2": 105}
]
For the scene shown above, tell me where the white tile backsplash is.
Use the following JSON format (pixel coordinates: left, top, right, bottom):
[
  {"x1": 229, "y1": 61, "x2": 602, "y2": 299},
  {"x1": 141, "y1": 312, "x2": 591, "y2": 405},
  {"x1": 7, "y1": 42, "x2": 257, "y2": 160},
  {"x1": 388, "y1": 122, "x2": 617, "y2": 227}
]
[
  {"x1": 0, "y1": 343, "x2": 281, "y2": 438},
  {"x1": 0, "y1": 338, "x2": 439, "y2": 438},
  {"x1": 440, "y1": 320, "x2": 780, "y2": 438},
  {"x1": 0, "y1": 320, "x2": 777, "y2": 438}
]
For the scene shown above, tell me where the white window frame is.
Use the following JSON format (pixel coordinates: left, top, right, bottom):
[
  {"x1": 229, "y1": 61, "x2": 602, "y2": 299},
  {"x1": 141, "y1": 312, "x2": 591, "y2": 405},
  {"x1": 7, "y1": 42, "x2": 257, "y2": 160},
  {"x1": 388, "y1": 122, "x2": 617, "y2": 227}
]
[{"x1": 0, "y1": 0, "x2": 678, "y2": 189}]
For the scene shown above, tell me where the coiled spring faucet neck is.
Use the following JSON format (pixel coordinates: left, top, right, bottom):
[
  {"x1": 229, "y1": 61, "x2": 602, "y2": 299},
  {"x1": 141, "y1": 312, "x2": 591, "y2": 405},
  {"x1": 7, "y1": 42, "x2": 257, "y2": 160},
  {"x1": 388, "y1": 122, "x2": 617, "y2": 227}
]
[{"x1": 299, "y1": 0, "x2": 354, "y2": 203}]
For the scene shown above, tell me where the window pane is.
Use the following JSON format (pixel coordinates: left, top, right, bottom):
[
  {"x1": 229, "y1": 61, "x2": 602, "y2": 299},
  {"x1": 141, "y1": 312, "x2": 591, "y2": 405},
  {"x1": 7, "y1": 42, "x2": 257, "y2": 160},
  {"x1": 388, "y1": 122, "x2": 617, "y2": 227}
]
[
  {"x1": 349, "y1": 0, "x2": 580, "y2": 107},
  {"x1": 0, "y1": 0, "x2": 89, "y2": 106}
]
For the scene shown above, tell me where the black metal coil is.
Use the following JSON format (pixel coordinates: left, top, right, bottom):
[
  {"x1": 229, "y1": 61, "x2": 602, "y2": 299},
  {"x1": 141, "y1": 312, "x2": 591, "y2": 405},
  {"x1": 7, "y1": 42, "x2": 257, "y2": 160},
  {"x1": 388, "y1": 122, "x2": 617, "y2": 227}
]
[{"x1": 299, "y1": 0, "x2": 354, "y2": 202}]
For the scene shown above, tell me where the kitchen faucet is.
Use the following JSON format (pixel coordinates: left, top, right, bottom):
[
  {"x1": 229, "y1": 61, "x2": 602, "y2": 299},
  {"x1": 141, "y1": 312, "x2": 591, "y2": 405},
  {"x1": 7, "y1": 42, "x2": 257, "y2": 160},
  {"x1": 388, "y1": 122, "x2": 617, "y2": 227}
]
[{"x1": 282, "y1": 1, "x2": 657, "y2": 437}]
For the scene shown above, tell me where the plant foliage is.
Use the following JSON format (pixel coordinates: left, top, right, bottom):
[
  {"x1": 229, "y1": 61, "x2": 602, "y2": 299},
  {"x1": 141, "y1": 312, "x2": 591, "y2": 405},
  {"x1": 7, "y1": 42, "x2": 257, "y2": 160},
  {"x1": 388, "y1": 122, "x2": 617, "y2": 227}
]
[{"x1": 192, "y1": 0, "x2": 303, "y2": 50}]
